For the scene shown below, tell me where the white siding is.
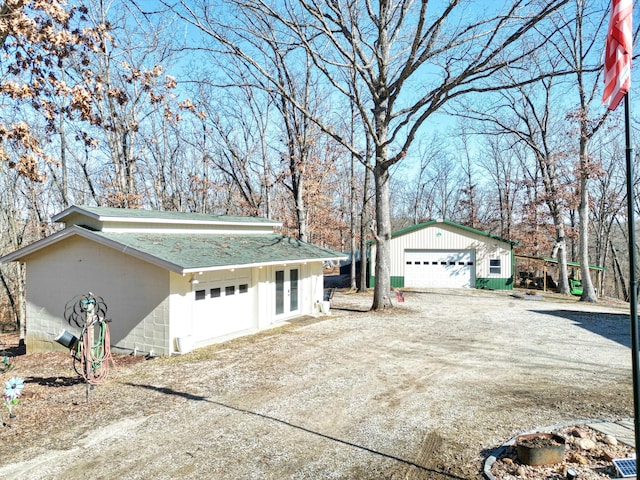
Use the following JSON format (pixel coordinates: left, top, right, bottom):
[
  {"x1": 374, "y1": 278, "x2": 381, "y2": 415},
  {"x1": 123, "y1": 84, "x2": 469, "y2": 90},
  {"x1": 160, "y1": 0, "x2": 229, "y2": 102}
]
[{"x1": 169, "y1": 272, "x2": 192, "y2": 354}]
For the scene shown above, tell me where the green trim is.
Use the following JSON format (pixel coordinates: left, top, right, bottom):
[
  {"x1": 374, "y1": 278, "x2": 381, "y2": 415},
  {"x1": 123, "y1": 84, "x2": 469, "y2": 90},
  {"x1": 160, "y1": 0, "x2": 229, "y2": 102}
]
[
  {"x1": 475, "y1": 277, "x2": 514, "y2": 290},
  {"x1": 541, "y1": 257, "x2": 606, "y2": 271},
  {"x1": 371, "y1": 275, "x2": 514, "y2": 290},
  {"x1": 515, "y1": 254, "x2": 606, "y2": 271},
  {"x1": 369, "y1": 220, "x2": 518, "y2": 246},
  {"x1": 367, "y1": 276, "x2": 404, "y2": 288}
]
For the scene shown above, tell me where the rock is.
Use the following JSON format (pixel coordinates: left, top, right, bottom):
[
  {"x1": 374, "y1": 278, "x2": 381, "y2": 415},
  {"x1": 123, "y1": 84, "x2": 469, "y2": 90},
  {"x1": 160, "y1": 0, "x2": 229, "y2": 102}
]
[
  {"x1": 502, "y1": 457, "x2": 514, "y2": 465},
  {"x1": 604, "y1": 434, "x2": 618, "y2": 446},
  {"x1": 568, "y1": 452, "x2": 589, "y2": 465},
  {"x1": 572, "y1": 428, "x2": 588, "y2": 438},
  {"x1": 575, "y1": 437, "x2": 596, "y2": 450},
  {"x1": 516, "y1": 465, "x2": 527, "y2": 476},
  {"x1": 603, "y1": 450, "x2": 615, "y2": 461}
]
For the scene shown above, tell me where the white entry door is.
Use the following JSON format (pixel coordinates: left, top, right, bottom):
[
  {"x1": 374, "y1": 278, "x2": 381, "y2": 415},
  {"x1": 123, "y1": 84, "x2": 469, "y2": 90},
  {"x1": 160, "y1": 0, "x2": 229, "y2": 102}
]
[{"x1": 275, "y1": 267, "x2": 300, "y2": 318}]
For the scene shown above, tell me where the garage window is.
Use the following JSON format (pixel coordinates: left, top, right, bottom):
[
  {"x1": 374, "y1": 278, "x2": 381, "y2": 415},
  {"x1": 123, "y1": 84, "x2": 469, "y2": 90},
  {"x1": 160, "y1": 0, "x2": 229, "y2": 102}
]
[
  {"x1": 195, "y1": 290, "x2": 206, "y2": 301},
  {"x1": 225, "y1": 286, "x2": 235, "y2": 296},
  {"x1": 490, "y1": 259, "x2": 501, "y2": 275},
  {"x1": 210, "y1": 288, "x2": 221, "y2": 298},
  {"x1": 239, "y1": 284, "x2": 248, "y2": 294}
]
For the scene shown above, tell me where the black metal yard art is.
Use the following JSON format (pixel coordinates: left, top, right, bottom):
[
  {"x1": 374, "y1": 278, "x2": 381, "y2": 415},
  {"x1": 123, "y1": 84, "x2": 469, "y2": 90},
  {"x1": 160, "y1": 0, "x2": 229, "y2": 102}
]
[{"x1": 57, "y1": 292, "x2": 114, "y2": 401}]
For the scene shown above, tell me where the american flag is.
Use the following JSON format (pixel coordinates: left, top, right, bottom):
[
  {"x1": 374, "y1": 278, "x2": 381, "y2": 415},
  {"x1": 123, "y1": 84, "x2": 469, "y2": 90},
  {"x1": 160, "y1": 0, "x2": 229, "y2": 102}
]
[{"x1": 602, "y1": 0, "x2": 633, "y2": 111}]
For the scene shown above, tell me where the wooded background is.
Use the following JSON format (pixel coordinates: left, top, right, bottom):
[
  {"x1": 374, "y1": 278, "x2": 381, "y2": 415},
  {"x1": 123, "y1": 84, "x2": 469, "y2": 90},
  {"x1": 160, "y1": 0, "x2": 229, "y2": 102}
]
[{"x1": 0, "y1": 0, "x2": 638, "y2": 327}]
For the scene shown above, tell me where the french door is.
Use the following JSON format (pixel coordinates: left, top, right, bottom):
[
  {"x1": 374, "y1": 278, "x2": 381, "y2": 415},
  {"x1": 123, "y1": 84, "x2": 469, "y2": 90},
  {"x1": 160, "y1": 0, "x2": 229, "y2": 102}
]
[{"x1": 275, "y1": 267, "x2": 299, "y2": 317}]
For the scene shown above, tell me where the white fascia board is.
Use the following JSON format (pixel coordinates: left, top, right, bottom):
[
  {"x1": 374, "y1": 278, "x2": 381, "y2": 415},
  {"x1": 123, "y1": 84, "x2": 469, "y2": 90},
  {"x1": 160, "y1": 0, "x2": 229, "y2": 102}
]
[
  {"x1": 99, "y1": 217, "x2": 281, "y2": 228},
  {"x1": 0, "y1": 227, "x2": 74, "y2": 263},
  {"x1": 51, "y1": 205, "x2": 282, "y2": 229},
  {"x1": 181, "y1": 255, "x2": 349, "y2": 274},
  {"x1": 50, "y1": 205, "x2": 96, "y2": 223},
  {"x1": 100, "y1": 227, "x2": 276, "y2": 234},
  {"x1": 0, "y1": 226, "x2": 185, "y2": 274}
]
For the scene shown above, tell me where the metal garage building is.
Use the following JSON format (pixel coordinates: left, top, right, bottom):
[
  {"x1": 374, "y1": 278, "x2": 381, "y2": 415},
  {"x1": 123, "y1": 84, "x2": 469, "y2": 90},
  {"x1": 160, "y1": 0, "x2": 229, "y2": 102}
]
[{"x1": 369, "y1": 220, "x2": 517, "y2": 290}]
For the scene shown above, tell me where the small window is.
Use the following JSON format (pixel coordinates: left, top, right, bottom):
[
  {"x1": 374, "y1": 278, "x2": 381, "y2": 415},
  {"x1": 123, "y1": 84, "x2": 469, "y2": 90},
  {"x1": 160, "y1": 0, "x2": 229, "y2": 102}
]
[
  {"x1": 414, "y1": 261, "x2": 421, "y2": 265},
  {"x1": 239, "y1": 284, "x2": 248, "y2": 294},
  {"x1": 406, "y1": 261, "x2": 412, "y2": 265},
  {"x1": 225, "y1": 286, "x2": 235, "y2": 296},
  {"x1": 467, "y1": 261, "x2": 474, "y2": 266},
  {"x1": 210, "y1": 288, "x2": 221, "y2": 298},
  {"x1": 458, "y1": 262, "x2": 465, "y2": 265},
  {"x1": 440, "y1": 261, "x2": 446, "y2": 265},
  {"x1": 432, "y1": 261, "x2": 438, "y2": 265},
  {"x1": 195, "y1": 290, "x2": 206, "y2": 301},
  {"x1": 490, "y1": 259, "x2": 501, "y2": 275},
  {"x1": 449, "y1": 261, "x2": 455, "y2": 266}
]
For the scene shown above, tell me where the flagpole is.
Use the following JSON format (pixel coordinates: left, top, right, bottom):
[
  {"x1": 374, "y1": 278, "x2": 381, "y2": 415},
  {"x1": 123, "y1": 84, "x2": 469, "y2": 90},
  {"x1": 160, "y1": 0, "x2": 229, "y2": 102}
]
[{"x1": 624, "y1": 92, "x2": 640, "y2": 463}]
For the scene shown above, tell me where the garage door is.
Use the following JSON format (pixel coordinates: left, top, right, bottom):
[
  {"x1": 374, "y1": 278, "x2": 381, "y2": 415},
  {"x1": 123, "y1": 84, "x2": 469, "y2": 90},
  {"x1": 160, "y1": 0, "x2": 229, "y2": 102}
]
[
  {"x1": 192, "y1": 278, "x2": 255, "y2": 342},
  {"x1": 404, "y1": 250, "x2": 474, "y2": 288}
]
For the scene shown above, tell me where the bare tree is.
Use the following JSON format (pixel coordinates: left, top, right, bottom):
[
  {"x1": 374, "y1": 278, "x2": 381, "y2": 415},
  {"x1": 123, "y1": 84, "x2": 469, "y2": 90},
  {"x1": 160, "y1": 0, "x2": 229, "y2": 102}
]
[
  {"x1": 161, "y1": 0, "x2": 570, "y2": 308},
  {"x1": 547, "y1": 0, "x2": 619, "y2": 302},
  {"x1": 477, "y1": 135, "x2": 523, "y2": 240},
  {"x1": 463, "y1": 72, "x2": 576, "y2": 294},
  {"x1": 457, "y1": 123, "x2": 479, "y2": 228}
]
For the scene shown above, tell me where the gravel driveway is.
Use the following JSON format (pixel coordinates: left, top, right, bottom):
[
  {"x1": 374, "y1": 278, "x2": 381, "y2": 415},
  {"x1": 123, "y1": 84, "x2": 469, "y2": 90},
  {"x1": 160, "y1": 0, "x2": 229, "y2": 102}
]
[{"x1": 0, "y1": 289, "x2": 633, "y2": 479}]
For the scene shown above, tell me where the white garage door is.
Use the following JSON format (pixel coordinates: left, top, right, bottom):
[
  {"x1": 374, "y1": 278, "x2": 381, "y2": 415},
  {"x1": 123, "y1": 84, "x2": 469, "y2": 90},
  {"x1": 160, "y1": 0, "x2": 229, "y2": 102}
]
[
  {"x1": 192, "y1": 278, "x2": 255, "y2": 342},
  {"x1": 404, "y1": 250, "x2": 475, "y2": 288}
]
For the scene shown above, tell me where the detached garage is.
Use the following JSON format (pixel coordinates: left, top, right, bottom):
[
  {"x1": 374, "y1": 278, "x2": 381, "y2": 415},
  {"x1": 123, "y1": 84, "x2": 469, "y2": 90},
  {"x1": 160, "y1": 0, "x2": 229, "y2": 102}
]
[
  {"x1": 369, "y1": 220, "x2": 517, "y2": 290},
  {"x1": 0, "y1": 205, "x2": 346, "y2": 356}
]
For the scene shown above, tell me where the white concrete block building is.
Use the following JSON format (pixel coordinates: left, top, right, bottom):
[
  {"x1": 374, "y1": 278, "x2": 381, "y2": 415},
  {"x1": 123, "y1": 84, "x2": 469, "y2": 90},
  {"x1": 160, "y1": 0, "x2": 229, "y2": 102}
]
[{"x1": 1, "y1": 206, "x2": 346, "y2": 355}]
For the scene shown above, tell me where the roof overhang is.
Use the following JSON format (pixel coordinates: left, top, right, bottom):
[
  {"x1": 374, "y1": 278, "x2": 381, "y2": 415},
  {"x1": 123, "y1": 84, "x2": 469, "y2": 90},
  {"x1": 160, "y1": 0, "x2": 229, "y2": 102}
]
[
  {"x1": 51, "y1": 205, "x2": 282, "y2": 229},
  {"x1": 515, "y1": 254, "x2": 606, "y2": 271},
  {"x1": 368, "y1": 220, "x2": 519, "y2": 247},
  {"x1": 0, "y1": 226, "x2": 347, "y2": 275}
]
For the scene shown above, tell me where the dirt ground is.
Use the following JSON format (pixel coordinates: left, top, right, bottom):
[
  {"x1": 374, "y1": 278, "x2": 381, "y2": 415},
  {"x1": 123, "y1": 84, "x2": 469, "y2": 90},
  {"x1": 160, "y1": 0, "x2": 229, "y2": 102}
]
[{"x1": 0, "y1": 288, "x2": 634, "y2": 480}]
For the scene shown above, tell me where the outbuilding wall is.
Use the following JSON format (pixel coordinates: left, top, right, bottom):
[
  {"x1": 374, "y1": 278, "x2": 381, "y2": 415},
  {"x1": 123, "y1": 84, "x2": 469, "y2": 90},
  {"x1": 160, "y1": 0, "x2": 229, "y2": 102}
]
[
  {"x1": 370, "y1": 222, "x2": 514, "y2": 289},
  {"x1": 23, "y1": 236, "x2": 171, "y2": 355},
  {"x1": 21, "y1": 236, "x2": 329, "y2": 356},
  {"x1": 169, "y1": 261, "x2": 325, "y2": 353}
]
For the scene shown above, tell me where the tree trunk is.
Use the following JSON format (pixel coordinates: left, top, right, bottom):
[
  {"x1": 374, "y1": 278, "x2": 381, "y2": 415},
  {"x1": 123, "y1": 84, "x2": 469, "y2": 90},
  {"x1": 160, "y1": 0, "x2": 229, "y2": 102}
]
[
  {"x1": 611, "y1": 243, "x2": 629, "y2": 302},
  {"x1": 350, "y1": 150, "x2": 357, "y2": 291},
  {"x1": 372, "y1": 163, "x2": 392, "y2": 310},
  {"x1": 579, "y1": 167, "x2": 597, "y2": 301},
  {"x1": 552, "y1": 212, "x2": 570, "y2": 295},
  {"x1": 294, "y1": 175, "x2": 308, "y2": 242},
  {"x1": 358, "y1": 159, "x2": 371, "y2": 293}
]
